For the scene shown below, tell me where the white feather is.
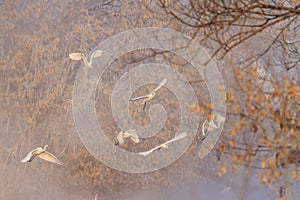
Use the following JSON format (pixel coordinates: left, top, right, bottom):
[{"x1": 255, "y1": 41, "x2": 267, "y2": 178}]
[
  {"x1": 21, "y1": 149, "x2": 36, "y2": 163},
  {"x1": 154, "y1": 78, "x2": 167, "y2": 92},
  {"x1": 89, "y1": 50, "x2": 103, "y2": 65},
  {"x1": 69, "y1": 50, "x2": 103, "y2": 68},
  {"x1": 130, "y1": 95, "x2": 149, "y2": 101},
  {"x1": 139, "y1": 132, "x2": 187, "y2": 156}
]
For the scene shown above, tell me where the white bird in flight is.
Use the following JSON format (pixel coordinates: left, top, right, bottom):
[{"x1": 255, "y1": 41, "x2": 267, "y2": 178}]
[
  {"x1": 21, "y1": 144, "x2": 64, "y2": 165},
  {"x1": 139, "y1": 132, "x2": 187, "y2": 156},
  {"x1": 130, "y1": 78, "x2": 167, "y2": 110},
  {"x1": 201, "y1": 114, "x2": 225, "y2": 139},
  {"x1": 69, "y1": 50, "x2": 103, "y2": 68},
  {"x1": 115, "y1": 129, "x2": 140, "y2": 145}
]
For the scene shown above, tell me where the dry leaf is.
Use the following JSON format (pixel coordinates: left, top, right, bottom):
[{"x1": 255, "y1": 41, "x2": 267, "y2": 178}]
[
  {"x1": 261, "y1": 161, "x2": 267, "y2": 169},
  {"x1": 261, "y1": 174, "x2": 267, "y2": 184},
  {"x1": 230, "y1": 129, "x2": 236, "y2": 137},
  {"x1": 232, "y1": 165, "x2": 237, "y2": 175},
  {"x1": 293, "y1": 168, "x2": 299, "y2": 181},
  {"x1": 198, "y1": 106, "x2": 205, "y2": 115},
  {"x1": 246, "y1": 82, "x2": 252, "y2": 91},
  {"x1": 190, "y1": 104, "x2": 198, "y2": 112},
  {"x1": 290, "y1": 128, "x2": 296, "y2": 138},
  {"x1": 250, "y1": 71, "x2": 259, "y2": 78},
  {"x1": 218, "y1": 144, "x2": 225, "y2": 152}
]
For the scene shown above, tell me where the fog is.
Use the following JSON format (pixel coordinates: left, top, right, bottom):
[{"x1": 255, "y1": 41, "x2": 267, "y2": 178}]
[{"x1": 1, "y1": 0, "x2": 299, "y2": 199}]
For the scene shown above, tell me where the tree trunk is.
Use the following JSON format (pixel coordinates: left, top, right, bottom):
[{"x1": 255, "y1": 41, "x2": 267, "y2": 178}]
[{"x1": 284, "y1": 168, "x2": 292, "y2": 200}]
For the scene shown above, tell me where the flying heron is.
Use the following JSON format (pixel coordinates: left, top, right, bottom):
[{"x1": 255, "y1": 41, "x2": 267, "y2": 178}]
[
  {"x1": 139, "y1": 132, "x2": 187, "y2": 156},
  {"x1": 69, "y1": 50, "x2": 103, "y2": 68},
  {"x1": 130, "y1": 78, "x2": 167, "y2": 110},
  {"x1": 21, "y1": 145, "x2": 64, "y2": 165}
]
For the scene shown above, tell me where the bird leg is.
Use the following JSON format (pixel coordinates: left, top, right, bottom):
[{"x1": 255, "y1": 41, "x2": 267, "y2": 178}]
[{"x1": 143, "y1": 102, "x2": 147, "y2": 110}]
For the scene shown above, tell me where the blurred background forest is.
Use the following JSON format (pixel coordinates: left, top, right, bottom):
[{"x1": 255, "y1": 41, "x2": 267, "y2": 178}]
[{"x1": 0, "y1": 0, "x2": 299, "y2": 199}]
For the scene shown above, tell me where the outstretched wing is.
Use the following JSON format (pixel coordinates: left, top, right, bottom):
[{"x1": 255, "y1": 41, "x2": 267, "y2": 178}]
[
  {"x1": 139, "y1": 145, "x2": 163, "y2": 156},
  {"x1": 69, "y1": 53, "x2": 85, "y2": 61},
  {"x1": 130, "y1": 95, "x2": 149, "y2": 101},
  {"x1": 125, "y1": 129, "x2": 140, "y2": 143},
  {"x1": 21, "y1": 150, "x2": 35, "y2": 163},
  {"x1": 154, "y1": 78, "x2": 167, "y2": 92},
  {"x1": 165, "y1": 132, "x2": 187, "y2": 144},
  {"x1": 91, "y1": 50, "x2": 103, "y2": 59},
  {"x1": 89, "y1": 50, "x2": 103, "y2": 65},
  {"x1": 21, "y1": 147, "x2": 44, "y2": 163},
  {"x1": 213, "y1": 114, "x2": 226, "y2": 127},
  {"x1": 202, "y1": 119, "x2": 219, "y2": 137},
  {"x1": 214, "y1": 113, "x2": 225, "y2": 122},
  {"x1": 208, "y1": 120, "x2": 218, "y2": 130},
  {"x1": 130, "y1": 136, "x2": 140, "y2": 143},
  {"x1": 139, "y1": 150, "x2": 153, "y2": 156},
  {"x1": 37, "y1": 151, "x2": 64, "y2": 165},
  {"x1": 139, "y1": 132, "x2": 186, "y2": 156},
  {"x1": 69, "y1": 53, "x2": 91, "y2": 68}
]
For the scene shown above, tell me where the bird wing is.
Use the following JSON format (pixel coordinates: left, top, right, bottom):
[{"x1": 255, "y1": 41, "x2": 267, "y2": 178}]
[
  {"x1": 130, "y1": 135, "x2": 140, "y2": 143},
  {"x1": 202, "y1": 120, "x2": 208, "y2": 136},
  {"x1": 21, "y1": 147, "x2": 44, "y2": 163},
  {"x1": 207, "y1": 120, "x2": 218, "y2": 130},
  {"x1": 139, "y1": 132, "x2": 186, "y2": 156},
  {"x1": 139, "y1": 145, "x2": 163, "y2": 156},
  {"x1": 69, "y1": 53, "x2": 85, "y2": 60},
  {"x1": 213, "y1": 114, "x2": 226, "y2": 127},
  {"x1": 154, "y1": 78, "x2": 167, "y2": 92},
  {"x1": 124, "y1": 130, "x2": 140, "y2": 143},
  {"x1": 130, "y1": 95, "x2": 149, "y2": 101},
  {"x1": 117, "y1": 132, "x2": 124, "y2": 145},
  {"x1": 165, "y1": 132, "x2": 187, "y2": 144},
  {"x1": 139, "y1": 150, "x2": 152, "y2": 156},
  {"x1": 69, "y1": 53, "x2": 91, "y2": 68},
  {"x1": 91, "y1": 50, "x2": 103, "y2": 59},
  {"x1": 21, "y1": 149, "x2": 35, "y2": 163},
  {"x1": 89, "y1": 50, "x2": 103, "y2": 65},
  {"x1": 214, "y1": 114, "x2": 225, "y2": 123},
  {"x1": 37, "y1": 151, "x2": 64, "y2": 165}
]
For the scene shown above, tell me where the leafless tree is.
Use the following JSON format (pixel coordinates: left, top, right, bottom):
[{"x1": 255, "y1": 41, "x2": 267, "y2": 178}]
[{"x1": 153, "y1": 0, "x2": 300, "y2": 70}]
